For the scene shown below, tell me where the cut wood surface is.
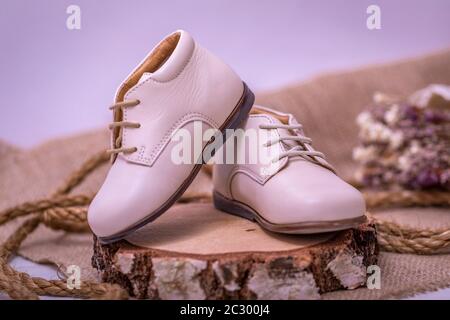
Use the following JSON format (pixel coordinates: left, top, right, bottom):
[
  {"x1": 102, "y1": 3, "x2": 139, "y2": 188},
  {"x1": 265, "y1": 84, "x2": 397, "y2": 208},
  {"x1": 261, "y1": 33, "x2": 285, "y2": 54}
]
[{"x1": 92, "y1": 203, "x2": 378, "y2": 299}]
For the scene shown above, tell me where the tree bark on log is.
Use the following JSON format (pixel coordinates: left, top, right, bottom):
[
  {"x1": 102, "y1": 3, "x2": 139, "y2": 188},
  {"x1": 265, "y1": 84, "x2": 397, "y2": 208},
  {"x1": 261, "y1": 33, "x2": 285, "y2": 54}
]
[{"x1": 92, "y1": 215, "x2": 378, "y2": 299}]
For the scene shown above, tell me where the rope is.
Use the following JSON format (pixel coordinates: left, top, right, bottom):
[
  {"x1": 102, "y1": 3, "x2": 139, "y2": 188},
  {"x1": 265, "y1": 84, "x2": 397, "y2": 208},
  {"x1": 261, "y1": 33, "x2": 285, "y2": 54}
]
[
  {"x1": 0, "y1": 195, "x2": 92, "y2": 226},
  {"x1": 366, "y1": 213, "x2": 450, "y2": 254},
  {"x1": 0, "y1": 150, "x2": 128, "y2": 299},
  {"x1": 361, "y1": 190, "x2": 450, "y2": 254},
  {"x1": 363, "y1": 190, "x2": 450, "y2": 208},
  {"x1": 0, "y1": 150, "x2": 449, "y2": 299}
]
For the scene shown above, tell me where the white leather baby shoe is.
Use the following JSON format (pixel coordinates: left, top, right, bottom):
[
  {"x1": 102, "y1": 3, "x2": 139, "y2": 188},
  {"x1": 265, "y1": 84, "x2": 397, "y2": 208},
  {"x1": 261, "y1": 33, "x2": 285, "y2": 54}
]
[
  {"x1": 88, "y1": 30, "x2": 254, "y2": 242},
  {"x1": 213, "y1": 106, "x2": 366, "y2": 234}
]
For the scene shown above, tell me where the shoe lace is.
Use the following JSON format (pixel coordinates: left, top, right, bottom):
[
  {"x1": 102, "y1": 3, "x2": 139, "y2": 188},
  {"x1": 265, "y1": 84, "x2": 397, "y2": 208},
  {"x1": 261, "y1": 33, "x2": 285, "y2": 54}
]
[
  {"x1": 259, "y1": 123, "x2": 335, "y2": 171},
  {"x1": 107, "y1": 99, "x2": 141, "y2": 156}
]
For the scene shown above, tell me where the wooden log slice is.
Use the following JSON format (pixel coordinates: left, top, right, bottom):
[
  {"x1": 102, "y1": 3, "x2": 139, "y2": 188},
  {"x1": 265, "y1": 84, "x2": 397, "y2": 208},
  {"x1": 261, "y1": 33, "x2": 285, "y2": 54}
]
[{"x1": 92, "y1": 203, "x2": 378, "y2": 299}]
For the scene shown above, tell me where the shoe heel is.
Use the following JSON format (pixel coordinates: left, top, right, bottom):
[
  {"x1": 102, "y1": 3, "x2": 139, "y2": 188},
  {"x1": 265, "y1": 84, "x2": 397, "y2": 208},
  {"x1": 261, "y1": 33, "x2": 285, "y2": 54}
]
[
  {"x1": 223, "y1": 82, "x2": 255, "y2": 132},
  {"x1": 202, "y1": 82, "x2": 254, "y2": 164},
  {"x1": 213, "y1": 191, "x2": 256, "y2": 222}
]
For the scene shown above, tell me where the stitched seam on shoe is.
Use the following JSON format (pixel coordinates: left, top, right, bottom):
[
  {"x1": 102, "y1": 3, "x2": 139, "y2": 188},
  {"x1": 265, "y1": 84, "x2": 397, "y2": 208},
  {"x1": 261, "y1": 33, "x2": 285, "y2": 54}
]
[
  {"x1": 144, "y1": 112, "x2": 218, "y2": 163},
  {"x1": 227, "y1": 168, "x2": 261, "y2": 198},
  {"x1": 226, "y1": 114, "x2": 284, "y2": 194},
  {"x1": 121, "y1": 43, "x2": 199, "y2": 162},
  {"x1": 126, "y1": 112, "x2": 219, "y2": 165}
]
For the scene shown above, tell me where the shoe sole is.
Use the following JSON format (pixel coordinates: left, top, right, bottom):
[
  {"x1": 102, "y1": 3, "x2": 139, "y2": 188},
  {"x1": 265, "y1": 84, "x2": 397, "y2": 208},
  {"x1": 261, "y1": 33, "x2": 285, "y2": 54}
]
[
  {"x1": 98, "y1": 83, "x2": 255, "y2": 244},
  {"x1": 213, "y1": 191, "x2": 367, "y2": 234}
]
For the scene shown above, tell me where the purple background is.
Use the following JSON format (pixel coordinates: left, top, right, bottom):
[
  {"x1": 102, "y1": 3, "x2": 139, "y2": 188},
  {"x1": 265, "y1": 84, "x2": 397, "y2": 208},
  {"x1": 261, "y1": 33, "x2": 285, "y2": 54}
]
[{"x1": 1, "y1": 0, "x2": 449, "y2": 147}]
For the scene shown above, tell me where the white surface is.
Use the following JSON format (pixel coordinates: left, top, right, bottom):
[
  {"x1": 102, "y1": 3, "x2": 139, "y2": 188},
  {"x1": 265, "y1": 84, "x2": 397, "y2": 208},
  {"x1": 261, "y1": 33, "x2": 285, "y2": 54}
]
[{"x1": 1, "y1": 255, "x2": 449, "y2": 300}]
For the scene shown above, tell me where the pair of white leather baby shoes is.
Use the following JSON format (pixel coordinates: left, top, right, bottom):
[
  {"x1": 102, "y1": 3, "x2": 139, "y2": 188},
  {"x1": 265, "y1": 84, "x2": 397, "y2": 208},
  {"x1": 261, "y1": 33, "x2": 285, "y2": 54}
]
[{"x1": 88, "y1": 30, "x2": 366, "y2": 243}]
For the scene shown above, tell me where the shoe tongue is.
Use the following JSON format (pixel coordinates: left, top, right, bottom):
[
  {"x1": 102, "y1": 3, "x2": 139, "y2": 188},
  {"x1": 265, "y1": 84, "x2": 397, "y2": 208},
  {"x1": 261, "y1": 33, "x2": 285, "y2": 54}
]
[{"x1": 137, "y1": 72, "x2": 152, "y2": 84}]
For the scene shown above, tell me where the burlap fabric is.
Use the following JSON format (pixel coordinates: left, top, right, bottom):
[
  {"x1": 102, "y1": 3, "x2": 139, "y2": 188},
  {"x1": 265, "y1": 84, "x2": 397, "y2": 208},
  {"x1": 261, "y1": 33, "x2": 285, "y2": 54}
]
[{"x1": 1, "y1": 49, "x2": 449, "y2": 299}]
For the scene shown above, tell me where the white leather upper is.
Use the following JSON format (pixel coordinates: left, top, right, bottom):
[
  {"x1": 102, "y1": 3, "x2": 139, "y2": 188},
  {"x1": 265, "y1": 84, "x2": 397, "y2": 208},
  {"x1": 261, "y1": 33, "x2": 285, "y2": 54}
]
[
  {"x1": 213, "y1": 106, "x2": 366, "y2": 225},
  {"x1": 119, "y1": 31, "x2": 243, "y2": 167},
  {"x1": 88, "y1": 30, "x2": 244, "y2": 237}
]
